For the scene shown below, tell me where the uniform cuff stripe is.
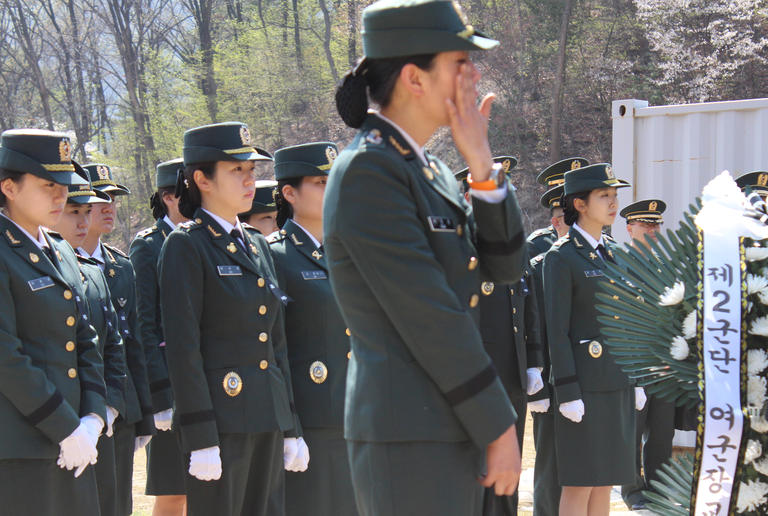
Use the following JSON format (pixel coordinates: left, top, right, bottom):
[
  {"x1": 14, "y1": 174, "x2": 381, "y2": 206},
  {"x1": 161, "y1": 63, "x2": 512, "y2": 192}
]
[
  {"x1": 477, "y1": 231, "x2": 525, "y2": 256},
  {"x1": 26, "y1": 390, "x2": 64, "y2": 426},
  {"x1": 554, "y1": 375, "x2": 578, "y2": 386},
  {"x1": 82, "y1": 380, "x2": 107, "y2": 398},
  {"x1": 149, "y1": 378, "x2": 172, "y2": 393},
  {"x1": 444, "y1": 365, "x2": 497, "y2": 406},
  {"x1": 179, "y1": 410, "x2": 215, "y2": 426}
]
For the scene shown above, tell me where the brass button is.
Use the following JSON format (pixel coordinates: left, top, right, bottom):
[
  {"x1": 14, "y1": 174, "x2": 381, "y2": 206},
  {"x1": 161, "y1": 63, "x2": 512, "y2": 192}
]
[
  {"x1": 468, "y1": 256, "x2": 478, "y2": 271},
  {"x1": 258, "y1": 305, "x2": 267, "y2": 315},
  {"x1": 195, "y1": 218, "x2": 202, "y2": 224},
  {"x1": 259, "y1": 360, "x2": 268, "y2": 370},
  {"x1": 514, "y1": 326, "x2": 519, "y2": 333},
  {"x1": 345, "y1": 328, "x2": 351, "y2": 337},
  {"x1": 67, "y1": 368, "x2": 77, "y2": 379},
  {"x1": 510, "y1": 289, "x2": 514, "y2": 296},
  {"x1": 609, "y1": 279, "x2": 616, "y2": 284},
  {"x1": 457, "y1": 224, "x2": 463, "y2": 237},
  {"x1": 257, "y1": 278, "x2": 266, "y2": 288},
  {"x1": 469, "y1": 294, "x2": 479, "y2": 308},
  {"x1": 347, "y1": 351, "x2": 351, "y2": 360},
  {"x1": 65, "y1": 341, "x2": 75, "y2": 352},
  {"x1": 259, "y1": 332, "x2": 268, "y2": 342},
  {"x1": 63, "y1": 290, "x2": 73, "y2": 300},
  {"x1": 66, "y1": 316, "x2": 76, "y2": 327},
  {"x1": 512, "y1": 307, "x2": 517, "y2": 314}
]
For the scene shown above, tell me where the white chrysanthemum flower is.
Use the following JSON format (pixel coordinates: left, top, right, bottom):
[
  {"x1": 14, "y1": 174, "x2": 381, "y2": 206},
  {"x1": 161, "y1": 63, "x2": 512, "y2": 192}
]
[
  {"x1": 749, "y1": 349, "x2": 768, "y2": 376},
  {"x1": 749, "y1": 300, "x2": 755, "y2": 313},
  {"x1": 752, "y1": 416, "x2": 768, "y2": 434},
  {"x1": 759, "y1": 290, "x2": 768, "y2": 306},
  {"x1": 669, "y1": 336, "x2": 689, "y2": 360},
  {"x1": 736, "y1": 479, "x2": 768, "y2": 512},
  {"x1": 659, "y1": 281, "x2": 685, "y2": 306},
  {"x1": 750, "y1": 316, "x2": 768, "y2": 337},
  {"x1": 748, "y1": 274, "x2": 768, "y2": 295},
  {"x1": 747, "y1": 247, "x2": 768, "y2": 262},
  {"x1": 755, "y1": 457, "x2": 768, "y2": 477},
  {"x1": 682, "y1": 310, "x2": 697, "y2": 340},
  {"x1": 745, "y1": 439, "x2": 763, "y2": 463},
  {"x1": 749, "y1": 376, "x2": 767, "y2": 407}
]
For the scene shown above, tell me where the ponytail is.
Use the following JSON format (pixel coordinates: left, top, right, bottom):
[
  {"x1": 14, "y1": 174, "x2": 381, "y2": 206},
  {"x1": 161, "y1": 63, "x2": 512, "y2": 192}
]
[
  {"x1": 177, "y1": 162, "x2": 215, "y2": 219},
  {"x1": 335, "y1": 68, "x2": 369, "y2": 129},
  {"x1": 275, "y1": 177, "x2": 303, "y2": 228},
  {"x1": 150, "y1": 186, "x2": 176, "y2": 220}
]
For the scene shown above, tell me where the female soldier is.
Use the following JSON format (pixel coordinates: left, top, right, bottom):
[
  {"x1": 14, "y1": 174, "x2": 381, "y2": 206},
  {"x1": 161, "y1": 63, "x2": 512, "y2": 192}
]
[
  {"x1": 130, "y1": 158, "x2": 189, "y2": 516},
  {"x1": 238, "y1": 179, "x2": 279, "y2": 236},
  {"x1": 542, "y1": 163, "x2": 645, "y2": 516},
  {"x1": 159, "y1": 122, "x2": 304, "y2": 516},
  {"x1": 323, "y1": 1, "x2": 526, "y2": 514},
  {"x1": 51, "y1": 164, "x2": 130, "y2": 516},
  {"x1": 0, "y1": 129, "x2": 106, "y2": 515},
  {"x1": 269, "y1": 142, "x2": 357, "y2": 516}
]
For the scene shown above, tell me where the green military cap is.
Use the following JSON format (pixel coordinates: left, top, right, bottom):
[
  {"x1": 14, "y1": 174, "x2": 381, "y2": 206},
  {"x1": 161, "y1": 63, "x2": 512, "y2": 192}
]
[
  {"x1": 455, "y1": 155, "x2": 517, "y2": 190},
  {"x1": 563, "y1": 163, "x2": 629, "y2": 196},
  {"x1": 67, "y1": 161, "x2": 112, "y2": 205},
  {"x1": 0, "y1": 129, "x2": 87, "y2": 186},
  {"x1": 536, "y1": 157, "x2": 589, "y2": 187},
  {"x1": 239, "y1": 180, "x2": 278, "y2": 219},
  {"x1": 361, "y1": 0, "x2": 498, "y2": 59},
  {"x1": 274, "y1": 142, "x2": 338, "y2": 181},
  {"x1": 540, "y1": 185, "x2": 564, "y2": 209},
  {"x1": 82, "y1": 163, "x2": 131, "y2": 196},
  {"x1": 183, "y1": 121, "x2": 272, "y2": 166},
  {"x1": 156, "y1": 158, "x2": 183, "y2": 189},
  {"x1": 619, "y1": 199, "x2": 666, "y2": 224},
  {"x1": 735, "y1": 171, "x2": 768, "y2": 196}
]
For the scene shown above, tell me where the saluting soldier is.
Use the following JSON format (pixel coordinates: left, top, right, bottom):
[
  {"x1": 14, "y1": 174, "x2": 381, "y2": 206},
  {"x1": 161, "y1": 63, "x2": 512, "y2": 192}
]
[
  {"x1": 527, "y1": 158, "x2": 589, "y2": 257},
  {"x1": 159, "y1": 122, "x2": 304, "y2": 516},
  {"x1": 736, "y1": 170, "x2": 768, "y2": 201},
  {"x1": 458, "y1": 156, "x2": 545, "y2": 516},
  {"x1": 0, "y1": 129, "x2": 106, "y2": 515},
  {"x1": 543, "y1": 163, "x2": 646, "y2": 516},
  {"x1": 528, "y1": 184, "x2": 568, "y2": 516},
  {"x1": 268, "y1": 142, "x2": 358, "y2": 516},
  {"x1": 129, "y1": 158, "x2": 189, "y2": 516},
  {"x1": 325, "y1": 1, "x2": 526, "y2": 513},
  {"x1": 50, "y1": 162, "x2": 132, "y2": 516},
  {"x1": 619, "y1": 199, "x2": 674, "y2": 511},
  {"x1": 238, "y1": 179, "x2": 279, "y2": 236},
  {"x1": 79, "y1": 162, "x2": 155, "y2": 516}
]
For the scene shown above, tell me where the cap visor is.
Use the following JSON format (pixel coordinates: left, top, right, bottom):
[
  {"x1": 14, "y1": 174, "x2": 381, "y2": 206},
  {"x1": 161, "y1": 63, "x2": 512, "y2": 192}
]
[
  {"x1": 95, "y1": 184, "x2": 131, "y2": 195},
  {"x1": 229, "y1": 150, "x2": 273, "y2": 162},
  {"x1": 56, "y1": 170, "x2": 89, "y2": 187},
  {"x1": 68, "y1": 194, "x2": 111, "y2": 205},
  {"x1": 467, "y1": 33, "x2": 499, "y2": 51}
]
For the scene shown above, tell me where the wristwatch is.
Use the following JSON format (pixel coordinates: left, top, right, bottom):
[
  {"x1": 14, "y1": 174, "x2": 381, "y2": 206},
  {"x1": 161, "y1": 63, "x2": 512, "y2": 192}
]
[{"x1": 467, "y1": 162, "x2": 505, "y2": 191}]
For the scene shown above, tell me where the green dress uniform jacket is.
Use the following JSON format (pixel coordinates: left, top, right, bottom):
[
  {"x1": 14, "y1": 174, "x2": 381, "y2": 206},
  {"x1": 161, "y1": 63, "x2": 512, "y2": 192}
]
[
  {"x1": 130, "y1": 218, "x2": 174, "y2": 412},
  {"x1": 527, "y1": 226, "x2": 558, "y2": 259},
  {"x1": 322, "y1": 114, "x2": 526, "y2": 450},
  {"x1": 158, "y1": 208, "x2": 299, "y2": 453},
  {"x1": 0, "y1": 217, "x2": 106, "y2": 459},
  {"x1": 100, "y1": 242, "x2": 154, "y2": 435}
]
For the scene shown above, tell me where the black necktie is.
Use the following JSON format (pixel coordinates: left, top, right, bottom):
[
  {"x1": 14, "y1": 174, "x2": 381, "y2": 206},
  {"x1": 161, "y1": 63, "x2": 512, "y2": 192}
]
[
  {"x1": 597, "y1": 244, "x2": 615, "y2": 264},
  {"x1": 230, "y1": 229, "x2": 248, "y2": 253},
  {"x1": 42, "y1": 246, "x2": 59, "y2": 270}
]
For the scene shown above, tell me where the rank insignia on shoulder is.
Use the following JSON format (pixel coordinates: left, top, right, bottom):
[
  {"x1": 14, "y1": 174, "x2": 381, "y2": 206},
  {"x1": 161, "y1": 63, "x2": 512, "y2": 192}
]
[
  {"x1": 365, "y1": 129, "x2": 383, "y2": 145},
  {"x1": 290, "y1": 233, "x2": 303, "y2": 246},
  {"x1": 217, "y1": 265, "x2": 242, "y2": 276},
  {"x1": 5, "y1": 229, "x2": 21, "y2": 245},
  {"x1": 311, "y1": 250, "x2": 322, "y2": 260},
  {"x1": 136, "y1": 227, "x2": 154, "y2": 238},
  {"x1": 427, "y1": 215, "x2": 456, "y2": 232},
  {"x1": 589, "y1": 252, "x2": 598, "y2": 260},
  {"x1": 388, "y1": 135, "x2": 411, "y2": 157},
  {"x1": 302, "y1": 270, "x2": 327, "y2": 280},
  {"x1": 481, "y1": 281, "x2": 495, "y2": 295},
  {"x1": 584, "y1": 269, "x2": 604, "y2": 278},
  {"x1": 207, "y1": 225, "x2": 222, "y2": 238},
  {"x1": 28, "y1": 276, "x2": 54, "y2": 292}
]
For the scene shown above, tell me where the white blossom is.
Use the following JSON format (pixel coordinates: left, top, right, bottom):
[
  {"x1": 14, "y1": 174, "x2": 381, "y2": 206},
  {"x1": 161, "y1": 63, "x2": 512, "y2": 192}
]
[
  {"x1": 748, "y1": 247, "x2": 768, "y2": 262},
  {"x1": 748, "y1": 274, "x2": 768, "y2": 295},
  {"x1": 682, "y1": 310, "x2": 697, "y2": 340},
  {"x1": 752, "y1": 416, "x2": 768, "y2": 434},
  {"x1": 659, "y1": 281, "x2": 685, "y2": 306},
  {"x1": 750, "y1": 316, "x2": 768, "y2": 337},
  {"x1": 669, "y1": 336, "x2": 689, "y2": 360},
  {"x1": 745, "y1": 439, "x2": 763, "y2": 463},
  {"x1": 749, "y1": 349, "x2": 768, "y2": 376},
  {"x1": 749, "y1": 376, "x2": 767, "y2": 407},
  {"x1": 755, "y1": 457, "x2": 768, "y2": 477},
  {"x1": 736, "y1": 479, "x2": 768, "y2": 512}
]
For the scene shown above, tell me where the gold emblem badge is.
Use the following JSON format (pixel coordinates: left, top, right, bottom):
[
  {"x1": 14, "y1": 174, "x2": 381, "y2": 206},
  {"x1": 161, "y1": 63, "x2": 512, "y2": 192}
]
[
  {"x1": 223, "y1": 372, "x2": 243, "y2": 397},
  {"x1": 648, "y1": 201, "x2": 658, "y2": 212},
  {"x1": 97, "y1": 165, "x2": 110, "y2": 180},
  {"x1": 605, "y1": 166, "x2": 614, "y2": 179},
  {"x1": 108, "y1": 269, "x2": 116, "y2": 277},
  {"x1": 571, "y1": 160, "x2": 581, "y2": 170},
  {"x1": 227, "y1": 242, "x2": 238, "y2": 253},
  {"x1": 59, "y1": 138, "x2": 71, "y2": 162},
  {"x1": 29, "y1": 252, "x2": 39, "y2": 263},
  {"x1": 312, "y1": 250, "x2": 322, "y2": 260},
  {"x1": 239, "y1": 126, "x2": 251, "y2": 145},
  {"x1": 325, "y1": 146, "x2": 337, "y2": 166},
  {"x1": 759, "y1": 173, "x2": 768, "y2": 187},
  {"x1": 250, "y1": 244, "x2": 259, "y2": 255},
  {"x1": 588, "y1": 341, "x2": 603, "y2": 358},
  {"x1": 589, "y1": 252, "x2": 597, "y2": 260},
  {"x1": 309, "y1": 361, "x2": 328, "y2": 384},
  {"x1": 207, "y1": 225, "x2": 222, "y2": 238},
  {"x1": 290, "y1": 233, "x2": 302, "y2": 246},
  {"x1": 389, "y1": 135, "x2": 411, "y2": 156},
  {"x1": 423, "y1": 167, "x2": 434, "y2": 181},
  {"x1": 5, "y1": 230, "x2": 20, "y2": 245},
  {"x1": 481, "y1": 282, "x2": 495, "y2": 295},
  {"x1": 502, "y1": 159, "x2": 512, "y2": 173}
]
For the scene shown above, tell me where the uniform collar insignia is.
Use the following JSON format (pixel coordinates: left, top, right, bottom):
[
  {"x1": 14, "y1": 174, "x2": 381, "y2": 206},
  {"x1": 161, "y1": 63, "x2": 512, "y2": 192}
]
[
  {"x1": 207, "y1": 225, "x2": 222, "y2": 238},
  {"x1": 4, "y1": 229, "x2": 21, "y2": 246},
  {"x1": 573, "y1": 235, "x2": 584, "y2": 248},
  {"x1": 589, "y1": 252, "x2": 597, "y2": 260},
  {"x1": 290, "y1": 233, "x2": 303, "y2": 246},
  {"x1": 388, "y1": 135, "x2": 412, "y2": 157},
  {"x1": 312, "y1": 249, "x2": 322, "y2": 260},
  {"x1": 104, "y1": 246, "x2": 117, "y2": 263}
]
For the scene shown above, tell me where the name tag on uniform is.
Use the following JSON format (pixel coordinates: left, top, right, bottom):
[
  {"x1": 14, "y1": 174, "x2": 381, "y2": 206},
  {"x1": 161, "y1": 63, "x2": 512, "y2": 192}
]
[
  {"x1": 217, "y1": 265, "x2": 242, "y2": 276},
  {"x1": 301, "y1": 270, "x2": 327, "y2": 280},
  {"x1": 28, "y1": 276, "x2": 55, "y2": 291},
  {"x1": 584, "y1": 269, "x2": 604, "y2": 278},
  {"x1": 427, "y1": 216, "x2": 456, "y2": 232}
]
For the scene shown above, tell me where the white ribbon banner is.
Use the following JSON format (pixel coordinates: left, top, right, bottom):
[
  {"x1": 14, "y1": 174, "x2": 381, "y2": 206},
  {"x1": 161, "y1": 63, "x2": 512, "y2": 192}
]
[{"x1": 694, "y1": 231, "x2": 744, "y2": 516}]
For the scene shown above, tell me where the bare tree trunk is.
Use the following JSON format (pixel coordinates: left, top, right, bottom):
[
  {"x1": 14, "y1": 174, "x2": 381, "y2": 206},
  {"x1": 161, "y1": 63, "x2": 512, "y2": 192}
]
[
  {"x1": 318, "y1": 0, "x2": 338, "y2": 82},
  {"x1": 347, "y1": 0, "x2": 357, "y2": 67},
  {"x1": 549, "y1": 0, "x2": 573, "y2": 163},
  {"x1": 184, "y1": 0, "x2": 217, "y2": 122},
  {"x1": 291, "y1": 0, "x2": 303, "y2": 69}
]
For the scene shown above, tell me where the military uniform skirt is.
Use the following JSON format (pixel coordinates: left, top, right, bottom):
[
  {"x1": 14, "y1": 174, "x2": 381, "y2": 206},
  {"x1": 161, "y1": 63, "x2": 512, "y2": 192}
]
[
  {"x1": 145, "y1": 427, "x2": 186, "y2": 496},
  {"x1": 0, "y1": 458, "x2": 100, "y2": 515},
  {"x1": 553, "y1": 387, "x2": 635, "y2": 486},
  {"x1": 286, "y1": 427, "x2": 357, "y2": 516}
]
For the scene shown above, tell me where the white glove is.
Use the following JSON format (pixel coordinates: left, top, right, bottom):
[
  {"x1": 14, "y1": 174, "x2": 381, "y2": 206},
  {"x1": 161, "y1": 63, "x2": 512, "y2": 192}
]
[
  {"x1": 284, "y1": 437, "x2": 299, "y2": 471},
  {"x1": 635, "y1": 387, "x2": 647, "y2": 411},
  {"x1": 154, "y1": 409, "x2": 173, "y2": 431},
  {"x1": 290, "y1": 437, "x2": 310, "y2": 472},
  {"x1": 58, "y1": 422, "x2": 99, "y2": 477},
  {"x1": 188, "y1": 445, "x2": 222, "y2": 481},
  {"x1": 528, "y1": 398, "x2": 550, "y2": 413},
  {"x1": 105, "y1": 406, "x2": 119, "y2": 437},
  {"x1": 526, "y1": 368, "x2": 544, "y2": 396},
  {"x1": 135, "y1": 435, "x2": 152, "y2": 452},
  {"x1": 559, "y1": 399, "x2": 585, "y2": 423},
  {"x1": 80, "y1": 413, "x2": 104, "y2": 447}
]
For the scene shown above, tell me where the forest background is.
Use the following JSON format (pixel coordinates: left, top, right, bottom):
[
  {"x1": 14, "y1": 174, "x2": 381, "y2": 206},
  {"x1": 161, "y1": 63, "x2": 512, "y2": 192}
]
[{"x1": 1, "y1": 0, "x2": 768, "y2": 249}]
